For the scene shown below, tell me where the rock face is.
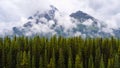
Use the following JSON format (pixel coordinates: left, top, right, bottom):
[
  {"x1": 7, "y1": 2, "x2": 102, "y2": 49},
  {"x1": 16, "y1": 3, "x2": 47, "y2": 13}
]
[
  {"x1": 13, "y1": 5, "x2": 58, "y2": 37},
  {"x1": 70, "y1": 11, "x2": 111, "y2": 38},
  {"x1": 11, "y1": 5, "x2": 118, "y2": 38}
]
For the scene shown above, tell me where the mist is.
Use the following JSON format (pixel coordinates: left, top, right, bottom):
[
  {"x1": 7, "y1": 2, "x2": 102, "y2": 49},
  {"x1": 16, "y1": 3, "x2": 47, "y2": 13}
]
[{"x1": 0, "y1": 0, "x2": 120, "y2": 34}]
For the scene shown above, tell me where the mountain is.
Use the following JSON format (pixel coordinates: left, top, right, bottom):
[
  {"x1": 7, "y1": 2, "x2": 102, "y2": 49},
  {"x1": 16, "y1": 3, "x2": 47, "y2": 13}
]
[
  {"x1": 70, "y1": 11, "x2": 112, "y2": 37},
  {"x1": 13, "y1": 5, "x2": 58, "y2": 37},
  {"x1": 11, "y1": 5, "x2": 117, "y2": 38}
]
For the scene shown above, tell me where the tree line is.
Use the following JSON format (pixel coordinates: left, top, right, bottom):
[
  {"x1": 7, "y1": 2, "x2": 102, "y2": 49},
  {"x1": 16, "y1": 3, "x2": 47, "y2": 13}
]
[{"x1": 0, "y1": 36, "x2": 120, "y2": 68}]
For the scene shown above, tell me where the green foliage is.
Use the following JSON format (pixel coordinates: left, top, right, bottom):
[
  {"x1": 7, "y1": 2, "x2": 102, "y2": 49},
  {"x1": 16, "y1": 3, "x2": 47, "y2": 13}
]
[
  {"x1": 75, "y1": 54, "x2": 83, "y2": 68},
  {"x1": 114, "y1": 54, "x2": 119, "y2": 68},
  {"x1": 68, "y1": 47, "x2": 73, "y2": 68},
  {"x1": 100, "y1": 56, "x2": 105, "y2": 68},
  {"x1": 0, "y1": 36, "x2": 120, "y2": 68},
  {"x1": 88, "y1": 55, "x2": 94, "y2": 68},
  {"x1": 58, "y1": 48, "x2": 65, "y2": 68},
  {"x1": 47, "y1": 58, "x2": 55, "y2": 68}
]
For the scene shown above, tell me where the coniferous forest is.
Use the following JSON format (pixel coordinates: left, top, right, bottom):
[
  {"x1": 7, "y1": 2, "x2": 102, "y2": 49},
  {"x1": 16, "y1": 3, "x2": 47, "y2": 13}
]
[{"x1": 0, "y1": 36, "x2": 120, "y2": 68}]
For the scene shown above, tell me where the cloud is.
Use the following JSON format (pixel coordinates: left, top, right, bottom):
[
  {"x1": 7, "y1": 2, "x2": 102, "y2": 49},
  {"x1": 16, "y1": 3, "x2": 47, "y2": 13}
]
[
  {"x1": 0, "y1": 0, "x2": 51, "y2": 22},
  {"x1": 0, "y1": 17, "x2": 28, "y2": 35},
  {"x1": 0, "y1": 0, "x2": 120, "y2": 35},
  {"x1": 81, "y1": 0, "x2": 120, "y2": 29},
  {"x1": 106, "y1": 13, "x2": 120, "y2": 29},
  {"x1": 54, "y1": 12, "x2": 76, "y2": 31}
]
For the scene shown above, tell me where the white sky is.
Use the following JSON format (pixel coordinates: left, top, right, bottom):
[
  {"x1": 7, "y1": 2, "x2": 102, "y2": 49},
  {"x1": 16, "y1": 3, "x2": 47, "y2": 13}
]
[{"x1": 0, "y1": 0, "x2": 120, "y2": 31}]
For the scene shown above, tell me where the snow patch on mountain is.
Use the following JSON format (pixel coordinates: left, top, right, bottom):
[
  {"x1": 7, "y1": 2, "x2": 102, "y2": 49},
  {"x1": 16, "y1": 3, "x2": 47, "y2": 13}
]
[{"x1": 1, "y1": 5, "x2": 120, "y2": 38}]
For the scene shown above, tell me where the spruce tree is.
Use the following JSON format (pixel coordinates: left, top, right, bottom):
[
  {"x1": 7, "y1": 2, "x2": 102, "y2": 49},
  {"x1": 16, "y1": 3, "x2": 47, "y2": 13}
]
[
  {"x1": 58, "y1": 48, "x2": 65, "y2": 68},
  {"x1": 21, "y1": 51, "x2": 28, "y2": 68},
  {"x1": 88, "y1": 55, "x2": 94, "y2": 68},
  {"x1": 68, "y1": 47, "x2": 73, "y2": 68},
  {"x1": 32, "y1": 56, "x2": 35, "y2": 68},
  {"x1": 114, "y1": 54, "x2": 119, "y2": 68},
  {"x1": 47, "y1": 58, "x2": 55, "y2": 68},
  {"x1": 44, "y1": 48, "x2": 48, "y2": 68},
  {"x1": 100, "y1": 56, "x2": 105, "y2": 68},
  {"x1": 75, "y1": 54, "x2": 83, "y2": 68},
  {"x1": 39, "y1": 56, "x2": 43, "y2": 68},
  {"x1": 107, "y1": 58, "x2": 114, "y2": 68}
]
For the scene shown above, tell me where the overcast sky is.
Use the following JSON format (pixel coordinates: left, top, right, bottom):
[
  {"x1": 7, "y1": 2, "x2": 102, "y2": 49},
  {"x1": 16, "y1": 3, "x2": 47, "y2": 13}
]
[{"x1": 0, "y1": 0, "x2": 120, "y2": 31}]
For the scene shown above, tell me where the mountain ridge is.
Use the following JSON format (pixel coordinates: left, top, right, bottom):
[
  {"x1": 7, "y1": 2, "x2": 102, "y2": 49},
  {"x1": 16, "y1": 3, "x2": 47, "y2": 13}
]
[{"x1": 1, "y1": 5, "x2": 119, "y2": 38}]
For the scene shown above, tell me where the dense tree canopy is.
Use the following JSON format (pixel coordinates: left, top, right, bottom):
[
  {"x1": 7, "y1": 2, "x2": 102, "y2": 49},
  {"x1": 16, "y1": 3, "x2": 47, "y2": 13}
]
[{"x1": 0, "y1": 36, "x2": 120, "y2": 68}]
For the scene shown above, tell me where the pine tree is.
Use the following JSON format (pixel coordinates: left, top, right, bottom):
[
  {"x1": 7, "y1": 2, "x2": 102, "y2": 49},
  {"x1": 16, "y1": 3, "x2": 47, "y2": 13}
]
[
  {"x1": 44, "y1": 48, "x2": 48, "y2": 68},
  {"x1": 68, "y1": 57, "x2": 72, "y2": 68},
  {"x1": 52, "y1": 48, "x2": 56, "y2": 68},
  {"x1": 75, "y1": 54, "x2": 83, "y2": 68},
  {"x1": 88, "y1": 55, "x2": 94, "y2": 68},
  {"x1": 117, "y1": 46, "x2": 120, "y2": 66},
  {"x1": 58, "y1": 48, "x2": 65, "y2": 68},
  {"x1": 100, "y1": 56, "x2": 105, "y2": 68},
  {"x1": 6, "y1": 48, "x2": 12, "y2": 68},
  {"x1": 47, "y1": 58, "x2": 55, "y2": 68},
  {"x1": 114, "y1": 54, "x2": 119, "y2": 68},
  {"x1": 32, "y1": 56, "x2": 35, "y2": 68},
  {"x1": 21, "y1": 51, "x2": 28, "y2": 68},
  {"x1": 27, "y1": 51, "x2": 31, "y2": 68},
  {"x1": 16, "y1": 51, "x2": 22, "y2": 68},
  {"x1": 107, "y1": 58, "x2": 114, "y2": 68},
  {"x1": 68, "y1": 47, "x2": 73, "y2": 68},
  {"x1": 39, "y1": 56, "x2": 43, "y2": 68},
  {"x1": 95, "y1": 47, "x2": 101, "y2": 68}
]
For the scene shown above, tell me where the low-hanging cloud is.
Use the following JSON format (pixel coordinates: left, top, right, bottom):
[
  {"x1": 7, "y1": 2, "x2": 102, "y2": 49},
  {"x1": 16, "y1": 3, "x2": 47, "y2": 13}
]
[{"x1": 0, "y1": 0, "x2": 120, "y2": 34}]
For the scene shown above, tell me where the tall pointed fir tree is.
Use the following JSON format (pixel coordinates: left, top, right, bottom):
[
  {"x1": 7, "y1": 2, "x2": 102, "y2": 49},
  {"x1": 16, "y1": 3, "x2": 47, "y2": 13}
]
[
  {"x1": 39, "y1": 56, "x2": 43, "y2": 68},
  {"x1": 107, "y1": 58, "x2": 114, "y2": 68},
  {"x1": 68, "y1": 47, "x2": 73, "y2": 68},
  {"x1": 32, "y1": 56, "x2": 35, "y2": 68},
  {"x1": 114, "y1": 54, "x2": 119, "y2": 68},
  {"x1": 88, "y1": 55, "x2": 94, "y2": 68},
  {"x1": 100, "y1": 56, "x2": 105, "y2": 68},
  {"x1": 58, "y1": 48, "x2": 65, "y2": 68},
  {"x1": 75, "y1": 54, "x2": 83, "y2": 68},
  {"x1": 47, "y1": 58, "x2": 55, "y2": 68}
]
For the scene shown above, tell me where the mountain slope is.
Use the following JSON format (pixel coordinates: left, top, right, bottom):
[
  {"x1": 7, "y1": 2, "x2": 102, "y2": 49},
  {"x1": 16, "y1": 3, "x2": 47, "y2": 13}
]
[{"x1": 11, "y1": 5, "x2": 116, "y2": 38}]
